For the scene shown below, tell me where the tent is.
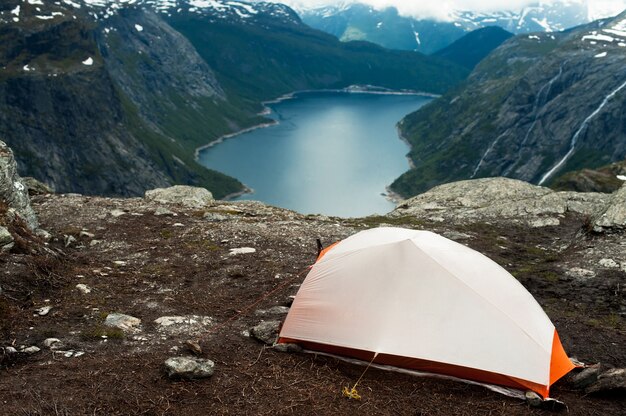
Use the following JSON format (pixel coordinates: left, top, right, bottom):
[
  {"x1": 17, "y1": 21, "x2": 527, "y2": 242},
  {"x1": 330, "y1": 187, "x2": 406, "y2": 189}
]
[{"x1": 278, "y1": 227, "x2": 575, "y2": 397}]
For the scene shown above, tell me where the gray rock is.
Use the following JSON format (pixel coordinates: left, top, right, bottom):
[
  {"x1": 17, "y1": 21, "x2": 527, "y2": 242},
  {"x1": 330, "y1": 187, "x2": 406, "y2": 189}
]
[
  {"x1": 524, "y1": 391, "x2": 543, "y2": 408},
  {"x1": 229, "y1": 247, "x2": 256, "y2": 255},
  {"x1": 593, "y1": 184, "x2": 626, "y2": 231},
  {"x1": 154, "y1": 316, "x2": 213, "y2": 337},
  {"x1": 35, "y1": 306, "x2": 52, "y2": 316},
  {"x1": 4, "y1": 346, "x2": 17, "y2": 354},
  {"x1": 21, "y1": 177, "x2": 54, "y2": 195},
  {"x1": 145, "y1": 185, "x2": 214, "y2": 209},
  {"x1": 0, "y1": 141, "x2": 38, "y2": 230},
  {"x1": 164, "y1": 356, "x2": 215, "y2": 380},
  {"x1": 104, "y1": 313, "x2": 141, "y2": 332},
  {"x1": 570, "y1": 365, "x2": 603, "y2": 389},
  {"x1": 76, "y1": 284, "x2": 92, "y2": 294},
  {"x1": 64, "y1": 235, "x2": 77, "y2": 248},
  {"x1": 110, "y1": 209, "x2": 126, "y2": 217},
  {"x1": 565, "y1": 267, "x2": 596, "y2": 281},
  {"x1": 391, "y1": 178, "x2": 608, "y2": 226},
  {"x1": 598, "y1": 258, "x2": 619, "y2": 268},
  {"x1": 250, "y1": 320, "x2": 281, "y2": 345},
  {"x1": 154, "y1": 206, "x2": 175, "y2": 216},
  {"x1": 272, "y1": 343, "x2": 303, "y2": 353},
  {"x1": 21, "y1": 346, "x2": 41, "y2": 354},
  {"x1": 255, "y1": 306, "x2": 290, "y2": 316},
  {"x1": 35, "y1": 229, "x2": 52, "y2": 242},
  {"x1": 42, "y1": 338, "x2": 61, "y2": 349},
  {"x1": 586, "y1": 368, "x2": 626, "y2": 395},
  {"x1": 0, "y1": 226, "x2": 14, "y2": 252}
]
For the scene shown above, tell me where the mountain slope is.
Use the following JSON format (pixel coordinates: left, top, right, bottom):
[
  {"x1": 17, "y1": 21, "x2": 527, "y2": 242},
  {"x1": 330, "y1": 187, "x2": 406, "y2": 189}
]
[
  {"x1": 0, "y1": 0, "x2": 467, "y2": 198},
  {"x1": 432, "y1": 26, "x2": 514, "y2": 69},
  {"x1": 390, "y1": 13, "x2": 626, "y2": 197}
]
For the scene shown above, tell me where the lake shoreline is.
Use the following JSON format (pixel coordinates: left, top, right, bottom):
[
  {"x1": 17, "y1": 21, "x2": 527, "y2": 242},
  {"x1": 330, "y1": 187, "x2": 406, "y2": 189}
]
[{"x1": 195, "y1": 86, "x2": 436, "y2": 205}]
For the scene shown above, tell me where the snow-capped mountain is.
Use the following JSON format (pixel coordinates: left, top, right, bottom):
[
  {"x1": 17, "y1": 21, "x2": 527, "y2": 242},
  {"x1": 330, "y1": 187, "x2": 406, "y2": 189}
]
[
  {"x1": 0, "y1": 0, "x2": 301, "y2": 26},
  {"x1": 297, "y1": 1, "x2": 615, "y2": 53}
]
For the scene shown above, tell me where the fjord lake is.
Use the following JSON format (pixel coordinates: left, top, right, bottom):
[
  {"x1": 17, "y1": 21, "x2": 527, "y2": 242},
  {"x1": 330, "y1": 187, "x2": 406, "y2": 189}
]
[{"x1": 198, "y1": 92, "x2": 432, "y2": 217}]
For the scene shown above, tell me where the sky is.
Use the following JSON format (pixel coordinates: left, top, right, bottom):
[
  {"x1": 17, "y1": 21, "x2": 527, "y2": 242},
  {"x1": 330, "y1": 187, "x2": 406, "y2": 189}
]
[{"x1": 275, "y1": 0, "x2": 626, "y2": 21}]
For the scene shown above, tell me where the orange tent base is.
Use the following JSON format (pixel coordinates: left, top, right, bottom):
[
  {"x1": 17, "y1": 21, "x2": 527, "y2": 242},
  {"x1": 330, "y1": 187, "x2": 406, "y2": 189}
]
[{"x1": 279, "y1": 329, "x2": 574, "y2": 398}]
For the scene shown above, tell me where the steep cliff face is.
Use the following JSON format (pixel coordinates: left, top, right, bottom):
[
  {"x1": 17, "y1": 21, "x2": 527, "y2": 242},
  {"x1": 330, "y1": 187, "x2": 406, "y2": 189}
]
[
  {"x1": 0, "y1": 2, "x2": 244, "y2": 198},
  {"x1": 392, "y1": 13, "x2": 626, "y2": 197}
]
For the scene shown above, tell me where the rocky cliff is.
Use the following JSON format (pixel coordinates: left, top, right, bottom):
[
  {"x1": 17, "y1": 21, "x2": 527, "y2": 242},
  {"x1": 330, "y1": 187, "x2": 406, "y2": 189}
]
[{"x1": 392, "y1": 12, "x2": 626, "y2": 197}]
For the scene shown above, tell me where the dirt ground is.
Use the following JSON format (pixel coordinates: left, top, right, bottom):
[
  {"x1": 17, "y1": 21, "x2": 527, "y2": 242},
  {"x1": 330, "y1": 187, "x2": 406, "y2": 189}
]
[{"x1": 0, "y1": 193, "x2": 624, "y2": 415}]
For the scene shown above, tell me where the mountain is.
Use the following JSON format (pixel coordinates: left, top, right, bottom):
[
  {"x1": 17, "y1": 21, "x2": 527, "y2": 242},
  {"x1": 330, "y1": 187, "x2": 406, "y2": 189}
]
[
  {"x1": 0, "y1": 0, "x2": 467, "y2": 198},
  {"x1": 298, "y1": 1, "x2": 595, "y2": 54},
  {"x1": 390, "y1": 12, "x2": 626, "y2": 197},
  {"x1": 432, "y1": 26, "x2": 514, "y2": 69}
]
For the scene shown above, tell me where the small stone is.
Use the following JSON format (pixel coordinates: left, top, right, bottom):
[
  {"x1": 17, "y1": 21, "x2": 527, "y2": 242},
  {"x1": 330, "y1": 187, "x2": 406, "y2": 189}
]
[
  {"x1": 104, "y1": 313, "x2": 141, "y2": 332},
  {"x1": 442, "y1": 231, "x2": 472, "y2": 240},
  {"x1": 229, "y1": 247, "x2": 256, "y2": 255},
  {"x1": 42, "y1": 338, "x2": 61, "y2": 348},
  {"x1": 273, "y1": 343, "x2": 303, "y2": 353},
  {"x1": 76, "y1": 284, "x2": 92, "y2": 294},
  {"x1": 524, "y1": 391, "x2": 543, "y2": 408},
  {"x1": 598, "y1": 258, "x2": 619, "y2": 268},
  {"x1": 90, "y1": 240, "x2": 102, "y2": 246},
  {"x1": 35, "y1": 229, "x2": 52, "y2": 242},
  {"x1": 154, "y1": 316, "x2": 213, "y2": 337},
  {"x1": 529, "y1": 218, "x2": 560, "y2": 228},
  {"x1": 173, "y1": 223, "x2": 185, "y2": 227},
  {"x1": 80, "y1": 231, "x2": 95, "y2": 238},
  {"x1": 185, "y1": 340, "x2": 202, "y2": 356},
  {"x1": 0, "y1": 226, "x2": 14, "y2": 252},
  {"x1": 35, "y1": 306, "x2": 52, "y2": 316},
  {"x1": 64, "y1": 235, "x2": 76, "y2": 248},
  {"x1": 250, "y1": 320, "x2": 281, "y2": 345},
  {"x1": 4, "y1": 346, "x2": 17, "y2": 354},
  {"x1": 154, "y1": 207, "x2": 175, "y2": 216},
  {"x1": 565, "y1": 267, "x2": 596, "y2": 281},
  {"x1": 255, "y1": 306, "x2": 290, "y2": 316},
  {"x1": 110, "y1": 209, "x2": 126, "y2": 217},
  {"x1": 164, "y1": 356, "x2": 215, "y2": 379},
  {"x1": 21, "y1": 346, "x2": 40, "y2": 354},
  {"x1": 113, "y1": 260, "x2": 127, "y2": 266}
]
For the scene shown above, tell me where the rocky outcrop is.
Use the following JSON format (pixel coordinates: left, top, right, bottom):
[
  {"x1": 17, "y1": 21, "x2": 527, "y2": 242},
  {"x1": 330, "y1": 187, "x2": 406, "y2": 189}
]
[
  {"x1": 144, "y1": 185, "x2": 214, "y2": 209},
  {"x1": 0, "y1": 140, "x2": 37, "y2": 230},
  {"x1": 593, "y1": 183, "x2": 626, "y2": 231},
  {"x1": 164, "y1": 357, "x2": 215, "y2": 380},
  {"x1": 391, "y1": 177, "x2": 609, "y2": 227}
]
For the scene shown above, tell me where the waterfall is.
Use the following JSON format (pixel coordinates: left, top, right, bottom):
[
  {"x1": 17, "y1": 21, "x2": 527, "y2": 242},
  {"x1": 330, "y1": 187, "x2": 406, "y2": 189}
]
[{"x1": 538, "y1": 78, "x2": 626, "y2": 185}]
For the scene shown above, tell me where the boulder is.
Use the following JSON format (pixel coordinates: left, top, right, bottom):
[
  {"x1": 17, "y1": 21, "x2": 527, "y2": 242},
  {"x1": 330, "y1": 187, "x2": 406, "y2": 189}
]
[
  {"x1": 593, "y1": 183, "x2": 626, "y2": 231},
  {"x1": 586, "y1": 368, "x2": 626, "y2": 395},
  {"x1": 391, "y1": 178, "x2": 608, "y2": 226},
  {"x1": 104, "y1": 313, "x2": 141, "y2": 333},
  {"x1": 250, "y1": 320, "x2": 281, "y2": 345},
  {"x1": 164, "y1": 356, "x2": 215, "y2": 380},
  {"x1": 145, "y1": 185, "x2": 214, "y2": 209},
  {"x1": 0, "y1": 140, "x2": 38, "y2": 230}
]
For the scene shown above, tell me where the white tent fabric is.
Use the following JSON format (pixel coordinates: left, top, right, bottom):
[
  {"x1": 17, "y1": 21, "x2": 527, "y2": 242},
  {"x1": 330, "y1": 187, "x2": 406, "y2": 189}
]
[{"x1": 279, "y1": 227, "x2": 574, "y2": 396}]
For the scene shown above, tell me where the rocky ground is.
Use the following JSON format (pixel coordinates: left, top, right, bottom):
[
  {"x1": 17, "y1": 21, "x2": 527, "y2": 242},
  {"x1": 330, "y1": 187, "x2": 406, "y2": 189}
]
[{"x1": 0, "y1": 178, "x2": 625, "y2": 415}]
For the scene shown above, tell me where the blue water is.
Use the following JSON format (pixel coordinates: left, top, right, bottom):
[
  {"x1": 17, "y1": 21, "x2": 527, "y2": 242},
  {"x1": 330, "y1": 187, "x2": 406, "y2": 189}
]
[{"x1": 198, "y1": 91, "x2": 431, "y2": 217}]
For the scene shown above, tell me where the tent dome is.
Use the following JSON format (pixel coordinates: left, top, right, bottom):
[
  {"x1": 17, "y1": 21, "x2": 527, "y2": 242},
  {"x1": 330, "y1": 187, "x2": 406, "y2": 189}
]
[{"x1": 278, "y1": 227, "x2": 574, "y2": 397}]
